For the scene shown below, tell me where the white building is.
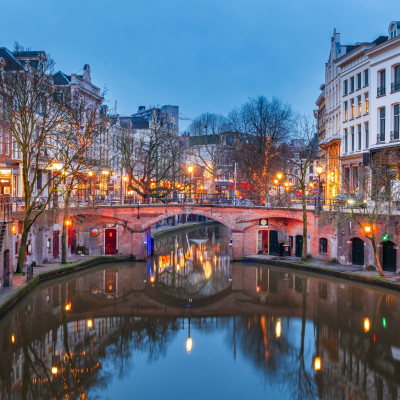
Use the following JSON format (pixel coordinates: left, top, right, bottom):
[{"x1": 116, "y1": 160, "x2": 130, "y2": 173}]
[{"x1": 368, "y1": 22, "x2": 400, "y2": 168}]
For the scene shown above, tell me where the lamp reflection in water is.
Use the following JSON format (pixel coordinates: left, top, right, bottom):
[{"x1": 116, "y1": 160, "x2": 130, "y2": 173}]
[
  {"x1": 275, "y1": 318, "x2": 282, "y2": 338},
  {"x1": 364, "y1": 318, "x2": 370, "y2": 332},
  {"x1": 186, "y1": 319, "x2": 193, "y2": 354}
]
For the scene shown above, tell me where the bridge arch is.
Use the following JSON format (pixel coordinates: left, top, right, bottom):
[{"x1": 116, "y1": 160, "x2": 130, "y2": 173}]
[{"x1": 142, "y1": 209, "x2": 237, "y2": 231}]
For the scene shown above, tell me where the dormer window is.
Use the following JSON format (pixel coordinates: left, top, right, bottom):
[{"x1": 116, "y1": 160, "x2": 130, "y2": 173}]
[{"x1": 389, "y1": 22, "x2": 399, "y2": 39}]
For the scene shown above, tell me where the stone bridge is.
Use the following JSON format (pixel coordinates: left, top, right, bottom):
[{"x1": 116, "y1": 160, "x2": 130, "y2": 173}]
[{"x1": 64, "y1": 204, "x2": 332, "y2": 260}]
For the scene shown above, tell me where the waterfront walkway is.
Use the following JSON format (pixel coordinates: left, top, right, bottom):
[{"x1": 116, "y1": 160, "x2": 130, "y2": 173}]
[{"x1": 246, "y1": 254, "x2": 400, "y2": 291}]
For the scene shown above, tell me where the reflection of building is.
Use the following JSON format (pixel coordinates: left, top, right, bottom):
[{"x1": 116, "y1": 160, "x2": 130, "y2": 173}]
[{"x1": 2, "y1": 263, "x2": 400, "y2": 398}]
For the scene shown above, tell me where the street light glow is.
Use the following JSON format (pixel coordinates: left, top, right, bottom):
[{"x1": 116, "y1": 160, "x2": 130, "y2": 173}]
[
  {"x1": 187, "y1": 166, "x2": 194, "y2": 173},
  {"x1": 316, "y1": 165, "x2": 323, "y2": 175},
  {"x1": 314, "y1": 357, "x2": 321, "y2": 371},
  {"x1": 276, "y1": 172, "x2": 283, "y2": 180}
]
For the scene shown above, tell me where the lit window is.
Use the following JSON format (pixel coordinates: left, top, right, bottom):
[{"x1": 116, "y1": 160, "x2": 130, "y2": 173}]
[
  {"x1": 358, "y1": 96, "x2": 362, "y2": 116},
  {"x1": 365, "y1": 93, "x2": 369, "y2": 114},
  {"x1": 351, "y1": 99, "x2": 355, "y2": 119},
  {"x1": 344, "y1": 101, "x2": 348, "y2": 120}
]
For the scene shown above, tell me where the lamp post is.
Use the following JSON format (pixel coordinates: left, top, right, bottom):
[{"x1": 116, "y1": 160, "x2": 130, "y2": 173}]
[
  {"x1": 276, "y1": 172, "x2": 283, "y2": 206},
  {"x1": 187, "y1": 166, "x2": 194, "y2": 202},
  {"x1": 316, "y1": 165, "x2": 323, "y2": 211},
  {"x1": 273, "y1": 179, "x2": 279, "y2": 206}
]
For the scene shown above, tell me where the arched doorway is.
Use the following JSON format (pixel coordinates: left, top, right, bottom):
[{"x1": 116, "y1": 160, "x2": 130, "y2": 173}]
[
  {"x1": 352, "y1": 238, "x2": 364, "y2": 266},
  {"x1": 295, "y1": 235, "x2": 303, "y2": 258},
  {"x1": 104, "y1": 228, "x2": 117, "y2": 255},
  {"x1": 382, "y1": 241, "x2": 396, "y2": 272},
  {"x1": 269, "y1": 230, "x2": 278, "y2": 255}
]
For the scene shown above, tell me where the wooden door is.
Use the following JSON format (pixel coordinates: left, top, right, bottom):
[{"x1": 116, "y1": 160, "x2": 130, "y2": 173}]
[
  {"x1": 383, "y1": 241, "x2": 396, "y2": 272},
  {"x1": 269, "y1": 230, "x2": 278, "y2": 255},
  {"x1": 352, "y1": 238, "x2": 364, "y2": 266},
  {"x1": 295, "y1": 235, "x2": 303, "y2": 258},
  {"x1": 105, "y1": 228, "x2": 117, "y2": 255},
  {"x1": 53, "y1": 231, "x2": 60, "y2": 258}
]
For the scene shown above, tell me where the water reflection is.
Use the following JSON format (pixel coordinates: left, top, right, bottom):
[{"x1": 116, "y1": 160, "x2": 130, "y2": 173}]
[
  {"x1": 148, "y1": 223, "x2": 232, "y2": 299},
  {"x1": 0, "y1": 262, "x2": 399, "y2": 399}
]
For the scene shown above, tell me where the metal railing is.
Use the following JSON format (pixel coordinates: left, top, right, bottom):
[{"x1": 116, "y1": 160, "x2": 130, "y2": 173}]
[
  {"x1": 377, "y1": 86, "x2": 386, "y2": 97},
  {"x1": 391, "y1": 81, "x2": 400, "y2": 93}
]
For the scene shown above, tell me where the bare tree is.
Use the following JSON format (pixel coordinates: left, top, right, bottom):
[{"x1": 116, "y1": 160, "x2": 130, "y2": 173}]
[
  {"x1": 116, "y1": 110, "x2": 184, "y2": 201},
  {"x1": 229, "y1": 96, "x2": 294, "y2": 199},
  {"x1": 339, "y1": 149, "x2": 400, "y2": 276},
  {"x1": 284, "y1": 117, "x2": 318, "y2": 260},
  {"x1": 188, "y1": 113, "x2": 229, "y2": 195},
  {"x1": 56, "y1": 94, "x2": 103, "y2": 264},
  {"x1": 0, "y1": 48, "x2": 71, "y2": 273}
]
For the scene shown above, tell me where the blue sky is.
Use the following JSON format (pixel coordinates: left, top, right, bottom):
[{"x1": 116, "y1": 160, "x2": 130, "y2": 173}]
[{"x1": 0, "y1": 0, "x2": 398, "y2": 130}]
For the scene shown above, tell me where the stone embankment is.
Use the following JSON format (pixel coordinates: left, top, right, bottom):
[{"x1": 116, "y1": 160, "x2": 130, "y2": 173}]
[{"x1": 245, "y1": 255, "x2": 400, "y2": 291}]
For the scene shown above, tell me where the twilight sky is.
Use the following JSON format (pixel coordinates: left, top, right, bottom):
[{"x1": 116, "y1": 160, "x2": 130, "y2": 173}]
[{"x1": 0, "y1": 0, "x2": 398, "y2": 131}]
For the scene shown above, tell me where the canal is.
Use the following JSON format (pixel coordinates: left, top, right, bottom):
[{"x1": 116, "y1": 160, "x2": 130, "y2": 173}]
[{"x1": 0, "y1": 222, "x2": 399, "y2": 399}]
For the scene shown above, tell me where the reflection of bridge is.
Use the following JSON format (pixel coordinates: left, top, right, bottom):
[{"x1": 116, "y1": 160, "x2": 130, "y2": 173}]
[{"x1": 66, "y1": 204, "x2": 323, "y2": 259}]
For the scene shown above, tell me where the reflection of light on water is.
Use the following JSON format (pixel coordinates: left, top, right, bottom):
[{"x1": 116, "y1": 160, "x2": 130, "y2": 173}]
[
  {"x1": 203, "y1": 261, "x2": 212, "y2": 279},
  {"x1": 276, "y1": 319, "x2": 281, "y2": 338},
  {"x1": 186, "y1": 337, "x2": 193, "y2": 353}
]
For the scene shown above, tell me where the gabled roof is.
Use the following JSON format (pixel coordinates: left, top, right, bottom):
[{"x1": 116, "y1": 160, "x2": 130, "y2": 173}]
[
  {"x1": 0, "y1": 47, "x2": 22, "y2": 71},
  {"x1": 53, "y1": 71, "x2": 71, "y2": 85}
]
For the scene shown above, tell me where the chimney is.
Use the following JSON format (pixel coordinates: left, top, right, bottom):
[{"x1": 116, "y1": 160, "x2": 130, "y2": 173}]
[{"x1": 83, "y1": 64, "x2": 91, "y2": 82}]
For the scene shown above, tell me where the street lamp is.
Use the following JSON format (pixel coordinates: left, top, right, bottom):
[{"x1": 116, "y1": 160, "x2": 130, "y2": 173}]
[
  {"x1": 315, "y1": 165, "x2": 323, "y2": 211},
  {"x1": 187, "y1": 166, "x2": 194, "y2": 201}
]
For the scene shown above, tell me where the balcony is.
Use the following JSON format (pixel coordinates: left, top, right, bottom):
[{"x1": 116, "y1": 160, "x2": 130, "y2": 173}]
[
  {"x1": 391, "y1": 81, "x2": 400, "y2": 93},
  {"x1": 391, "y1": 130, "x2": 400, "y2": 141},
  {"x1": 377, "y1": 86, "x2": 386, "y2": 97},
  {"x1": 377, "y1": 133, "x2": 386, "y2": 143}
]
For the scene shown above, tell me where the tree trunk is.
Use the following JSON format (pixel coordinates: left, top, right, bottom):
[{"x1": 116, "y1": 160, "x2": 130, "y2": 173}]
[
  {"x1": 371, "y1": 238, "x2": 384, "y2": 276},
  {"x1": 16, "y1": 223, "x2": 30, "y2": 274},
  {"x1": 301, "y1": 186, "x2": 308, "y2": 260},
  {"x1": 61, "y1": 193, "x2": 70, "y2": 264}
]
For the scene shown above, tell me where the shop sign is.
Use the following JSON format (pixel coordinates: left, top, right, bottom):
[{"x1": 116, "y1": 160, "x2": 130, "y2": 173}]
[
  {"x1": 91, "y1": 228, "x2": 100, "y2": 236},
  {"x1": 259, "y1": 219, "x2": 268, "y2": 227},
  {"x1": 53, "y1": 223, "x2": 62, "y2": 231}
]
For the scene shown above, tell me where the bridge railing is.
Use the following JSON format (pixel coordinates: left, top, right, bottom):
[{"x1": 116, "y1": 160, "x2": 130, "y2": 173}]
[{"x1": 1, "y1": 192, "x2": 377, "y2": 215}]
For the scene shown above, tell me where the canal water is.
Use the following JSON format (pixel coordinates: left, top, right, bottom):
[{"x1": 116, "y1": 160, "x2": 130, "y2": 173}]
[{"x1": 0, "y1": 223, "x2": 399, "y2": 399}]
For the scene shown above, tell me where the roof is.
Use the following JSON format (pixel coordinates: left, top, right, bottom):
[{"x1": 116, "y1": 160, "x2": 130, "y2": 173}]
[
  {"x1": 0, "y1": 47, "x2": 22, "y2": 71},
  {"x1": 189, "y1": 135, "x2": 220, "y2": 146},
  {"x1": 12, "y1": 50, "x2": 44, "y2": 58},
  {"x1": 53, "y1": 71, "x2": 71, "y2": 85}
]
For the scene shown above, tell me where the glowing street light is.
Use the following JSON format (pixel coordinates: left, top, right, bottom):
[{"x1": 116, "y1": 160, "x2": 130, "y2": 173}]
[
  {"x1": 64, "y1": 219, "x2": 72, "y2": 227},
  {"x1": 87, "y1": 319, "x2": 93, "y2": 329},
  {"x1": 52, "y1": 163, "x2": 63, "y2": 171},
  {"x1": 187, "y1": 166, "x2": 194, "y2": 200},
  {"x1": 88, "y1": 170, "x2": 94, "y2": 177},
  {"x1": 101, "y1": 170, "x2": 110, "y2": 175},
  {"x1": 51, "y1": 366, "x2": 58, "y2": 375},
  {"x1": 123, "y1": 176, "x2": 129, "y2": 182},
  {"x1": 187, "y1": 166, "x2": 194, "y2": 174},
  {"x1": 364, "y1": 225, "x2": 372, "y2": 235},
  {"x1": 65, "y1": 303, "x2": 71, "y2": 311},
  {"x1": 315, "y1": 165, "x2": 323, "y2": 211},
  {"x1": 276, "y1": 172, "x2": 283, "y2": 180},
  {"x1": 11, "y1": 334, "x2": 15, "y2": 343}
]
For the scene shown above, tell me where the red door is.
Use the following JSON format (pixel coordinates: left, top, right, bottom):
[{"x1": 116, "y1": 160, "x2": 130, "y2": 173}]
[
  {"x1": 261, "y1": 230, "x2": 269, "y2": 253},
  {"x1": 105, "y1": 228, "x2": 117, "y2": 255}
]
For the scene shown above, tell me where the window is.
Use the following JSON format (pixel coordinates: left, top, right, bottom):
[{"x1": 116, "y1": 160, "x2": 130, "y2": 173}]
[
  {"x1": 350, "y1": 76, "x2": 355, "y2": 92},
  {"x1": 319, "y1": 238, "x2": 328, "y2": 254},
  {"x1": 358, "y1": 95, "x2": 362, "y2": 116},
  {"x1": 344, "y1": 80, "x2": 348, "y2": 95},
  {"x1": 351, "y1": 98, "x2": 355, "y2": 119},
  {"x1": 379, "y1": 107, "x2": 386, "y2": 142},
  {"x1": 378, "y1": 70, "x2": 386, "y2": 96},
  {"x1": 365, "y1": 122, "x2": 369, "y2": 148},
  {"x1": 351, "y1": 126, "x2": 355, "y2": 151},
  {"x1": 365, "y1": 92, "x2": 369, "y2": 114},
  {"x1": 344, "y1": 128, "x2": 348, "y2": 153},
  {"x1": 358, "y1": 125, "x2": 362, "y2": 150},
  {"x1": 357, "y1": 73, "x2": 362, "y2": 90},
  {"x1": 353, "y1": 167, "x2": 359, "y2": 191},
  {"x1": 344, "y1": 101, "x2": 348, "y2": 120},
  {"x1": 4, "y1": 134, "x2": 9, "y2": 155},
  {"x1": 345, "y1": 168, "x2": 350, "y2": 186},
  {"x1": 390, "y1": 23, "x2": 397, "y2": 39},
  {"x1": 0, "y1": 128, "x2": 3, "y2": 155},
  {"x1": 364, "y1": 69, "x2": 369, "y2": 86},
  {"x1": 392, "y1": 65, "x2": 400, "y2": 93},
  {"x1": 393, "y1": 104, "x2": 400, "y2": 140}
]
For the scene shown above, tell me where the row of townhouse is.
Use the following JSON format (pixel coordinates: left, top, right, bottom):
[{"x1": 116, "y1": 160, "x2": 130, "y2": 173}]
[{"x1": 315, "y1": 21, "x2": 400, "y2": 200}]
